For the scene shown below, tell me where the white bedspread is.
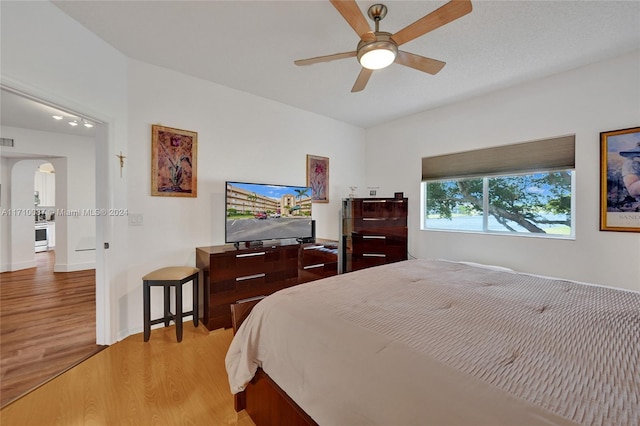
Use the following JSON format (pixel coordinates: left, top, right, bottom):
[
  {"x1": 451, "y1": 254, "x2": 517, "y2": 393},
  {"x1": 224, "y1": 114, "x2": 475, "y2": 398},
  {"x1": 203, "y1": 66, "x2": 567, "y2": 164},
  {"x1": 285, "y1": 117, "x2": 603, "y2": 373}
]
[{"x1": 226, "y1": 259, "x2": 640, "y2": 426}]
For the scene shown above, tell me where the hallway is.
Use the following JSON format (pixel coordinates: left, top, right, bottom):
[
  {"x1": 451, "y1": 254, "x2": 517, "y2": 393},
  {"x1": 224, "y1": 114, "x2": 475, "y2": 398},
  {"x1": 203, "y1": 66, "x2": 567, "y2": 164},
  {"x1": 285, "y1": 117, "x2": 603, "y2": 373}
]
[{"x1": 0, "y1": 251, "x2": 106, "y2": 407}]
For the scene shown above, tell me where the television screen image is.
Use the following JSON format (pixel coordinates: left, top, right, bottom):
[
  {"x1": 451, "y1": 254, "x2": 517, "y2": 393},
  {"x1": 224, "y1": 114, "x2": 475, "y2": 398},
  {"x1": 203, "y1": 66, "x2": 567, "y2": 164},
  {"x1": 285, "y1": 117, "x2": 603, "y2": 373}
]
[{"x1": 225, "y1": 181, "x2": 313, "y2": 244}]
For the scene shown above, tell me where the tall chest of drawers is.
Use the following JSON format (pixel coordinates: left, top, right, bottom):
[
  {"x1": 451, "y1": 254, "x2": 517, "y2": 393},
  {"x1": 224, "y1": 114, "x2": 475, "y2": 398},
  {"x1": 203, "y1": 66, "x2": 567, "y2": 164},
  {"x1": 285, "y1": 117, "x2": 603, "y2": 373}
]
[{"x1": 341, "y1": 197, "x2": 408, "y2": 273}]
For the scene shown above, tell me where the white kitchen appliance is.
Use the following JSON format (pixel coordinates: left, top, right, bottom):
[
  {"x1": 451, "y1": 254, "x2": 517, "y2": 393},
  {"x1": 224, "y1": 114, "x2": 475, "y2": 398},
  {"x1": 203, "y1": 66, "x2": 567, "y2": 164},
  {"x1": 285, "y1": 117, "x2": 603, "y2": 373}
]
[{"x1": 35, "y1": 222, "x2": 48, "y2": 252}]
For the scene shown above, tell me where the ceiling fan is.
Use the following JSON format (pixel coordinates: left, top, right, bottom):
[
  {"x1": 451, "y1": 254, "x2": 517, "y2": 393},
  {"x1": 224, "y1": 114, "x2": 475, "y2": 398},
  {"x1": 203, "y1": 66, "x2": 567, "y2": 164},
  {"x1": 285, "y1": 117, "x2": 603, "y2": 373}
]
[{"x1": 294, "y1": 0, "x2": 472, "y2": 92}]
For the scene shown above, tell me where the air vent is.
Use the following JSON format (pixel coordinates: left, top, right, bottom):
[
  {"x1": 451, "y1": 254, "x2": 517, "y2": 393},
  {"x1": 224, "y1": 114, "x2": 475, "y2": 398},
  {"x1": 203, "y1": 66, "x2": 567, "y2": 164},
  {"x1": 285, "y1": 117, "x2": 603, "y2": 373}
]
[{"x1": 1, "y1": 138, "x2": 15, "y2": 147}]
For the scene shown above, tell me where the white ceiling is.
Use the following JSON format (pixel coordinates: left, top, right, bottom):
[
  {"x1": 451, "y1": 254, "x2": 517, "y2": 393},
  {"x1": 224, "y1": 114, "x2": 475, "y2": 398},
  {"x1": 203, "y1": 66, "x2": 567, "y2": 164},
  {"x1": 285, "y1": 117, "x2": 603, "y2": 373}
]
[
  {"x1": 1, "y1": 88, "x2": 97, "y2": 137},
  {"x1": 0, "y1": 88, "x2": 98, "y2": 159},
  {"x1": 2, "y1": 0, "x2": 640, "y2": 133}
]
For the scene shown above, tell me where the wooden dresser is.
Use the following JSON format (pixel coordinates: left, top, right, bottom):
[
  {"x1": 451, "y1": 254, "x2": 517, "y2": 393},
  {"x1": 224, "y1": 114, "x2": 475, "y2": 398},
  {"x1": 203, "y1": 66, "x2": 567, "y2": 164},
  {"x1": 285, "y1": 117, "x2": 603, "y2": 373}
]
[
  {"x1": 341, "y1": 197, "x2": 408, "y2": 273},
  {"x1": 196, "y1": 240, "x2": 337, "y2": 330}
]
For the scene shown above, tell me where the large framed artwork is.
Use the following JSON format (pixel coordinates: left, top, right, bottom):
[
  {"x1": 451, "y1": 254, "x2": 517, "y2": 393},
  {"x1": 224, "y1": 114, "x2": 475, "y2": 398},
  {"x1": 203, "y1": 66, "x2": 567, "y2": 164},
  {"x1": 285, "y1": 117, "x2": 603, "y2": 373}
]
[
  {"x1": 306, "y1": 154, "x2": 329, "y2": 203},
  {"x1": 151, "y1": 125, "x2": 197, "y2": 197},
  {"x1": 600, "y1": 126, "x2": 640, "y2": 232}
]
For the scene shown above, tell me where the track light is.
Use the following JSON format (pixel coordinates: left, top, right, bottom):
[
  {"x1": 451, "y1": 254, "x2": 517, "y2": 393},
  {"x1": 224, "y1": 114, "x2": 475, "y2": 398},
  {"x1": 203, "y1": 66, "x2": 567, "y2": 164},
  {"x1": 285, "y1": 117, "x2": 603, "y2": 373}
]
[{"x1": 51, "y1": 112, "x2": 95, "y2": 129}]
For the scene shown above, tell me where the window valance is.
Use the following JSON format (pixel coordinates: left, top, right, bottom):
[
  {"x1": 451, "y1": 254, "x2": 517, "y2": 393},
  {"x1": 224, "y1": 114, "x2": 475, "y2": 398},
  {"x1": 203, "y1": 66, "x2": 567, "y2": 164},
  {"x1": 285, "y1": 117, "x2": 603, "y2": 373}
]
[{"x1": 422, "y1": 135, "x2": 575, "y2": 180}]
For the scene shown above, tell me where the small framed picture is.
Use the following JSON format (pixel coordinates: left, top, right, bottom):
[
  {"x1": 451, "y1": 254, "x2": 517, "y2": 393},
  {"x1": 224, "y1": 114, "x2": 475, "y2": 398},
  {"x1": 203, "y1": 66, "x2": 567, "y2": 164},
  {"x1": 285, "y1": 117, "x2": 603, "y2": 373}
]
[
  {"x1": 306, "y1": 154, "x2": 329, "y2": 203},
  {"x1": 394, "y1": 192, "x2": 404, "y2": 200}
]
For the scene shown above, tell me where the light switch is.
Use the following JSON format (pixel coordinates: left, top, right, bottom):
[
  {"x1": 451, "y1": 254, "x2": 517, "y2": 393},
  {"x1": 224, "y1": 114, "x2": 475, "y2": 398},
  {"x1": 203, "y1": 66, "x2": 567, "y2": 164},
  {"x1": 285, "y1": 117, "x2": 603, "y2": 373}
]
[{"x1": 128, "y1": 214, "x2": 143, "y2": 226}]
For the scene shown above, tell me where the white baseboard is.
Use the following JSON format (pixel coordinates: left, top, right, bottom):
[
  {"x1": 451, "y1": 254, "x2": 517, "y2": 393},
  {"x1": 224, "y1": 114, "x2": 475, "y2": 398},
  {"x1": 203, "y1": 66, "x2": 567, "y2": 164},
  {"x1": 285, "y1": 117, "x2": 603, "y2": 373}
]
[
  {"x1": 8, "y1": 260, "x2": 37, "y2": 271},
  {"x1": 54, "y1": 262, "x2": 96, "y2": 272}
]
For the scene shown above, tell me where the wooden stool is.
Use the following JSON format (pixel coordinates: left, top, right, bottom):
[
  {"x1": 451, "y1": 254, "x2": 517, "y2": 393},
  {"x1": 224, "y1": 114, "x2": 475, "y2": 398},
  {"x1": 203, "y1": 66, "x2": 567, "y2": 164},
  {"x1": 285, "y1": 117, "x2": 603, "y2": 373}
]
[{"x1": 143, "y1": 266, "x2": 199, "y2": 342}]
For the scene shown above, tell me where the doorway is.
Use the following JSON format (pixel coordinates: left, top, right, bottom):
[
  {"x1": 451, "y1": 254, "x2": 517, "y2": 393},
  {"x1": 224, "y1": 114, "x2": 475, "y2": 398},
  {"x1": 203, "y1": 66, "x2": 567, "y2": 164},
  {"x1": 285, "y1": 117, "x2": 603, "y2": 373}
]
[
  {"x1": 34, "y1": 162, "x2": 55, "y2": 254},
  {"x1": 0, "y1": 85, "x2": 111, "y2": 403}
]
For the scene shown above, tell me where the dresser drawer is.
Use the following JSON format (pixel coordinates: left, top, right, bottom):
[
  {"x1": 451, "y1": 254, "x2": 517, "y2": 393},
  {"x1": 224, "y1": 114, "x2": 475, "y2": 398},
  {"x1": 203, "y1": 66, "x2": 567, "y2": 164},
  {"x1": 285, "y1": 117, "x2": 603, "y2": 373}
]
[
  {"x1": 349, "y1": 198, "x2": 407, "y2": 218},
  {"x1": 352, "y1": 234, "x2": 406, "y2": 253},
  {"x1": 299, "y1": 244, "x2": 338, "y2": 283},
  {"x1": 299, "y1": 262, "x2": 337, "y2": 282},
  {"x1": 211, "y1": 250, "x2": 267, "y2": 282},
  {"x1": 351, "y1": 218, "x2": 407, "y2": 236},
  {"x1": 351, "y1": 254, "x2": 389, "y2": 271},
  {"x1": 301, "y1": 244, "x2": 337, "y2": 266}
]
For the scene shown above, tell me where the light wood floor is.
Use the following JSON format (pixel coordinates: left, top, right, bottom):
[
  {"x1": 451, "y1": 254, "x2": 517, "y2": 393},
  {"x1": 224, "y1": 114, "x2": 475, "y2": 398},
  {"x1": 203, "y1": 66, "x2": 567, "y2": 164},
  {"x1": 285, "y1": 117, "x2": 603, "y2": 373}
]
[
  {"x1": 0, "y1": 251, "x2": 106, "y2": 407},
  {"x1": 0, "y1": 323, "x2": 255, "y2": 426}
]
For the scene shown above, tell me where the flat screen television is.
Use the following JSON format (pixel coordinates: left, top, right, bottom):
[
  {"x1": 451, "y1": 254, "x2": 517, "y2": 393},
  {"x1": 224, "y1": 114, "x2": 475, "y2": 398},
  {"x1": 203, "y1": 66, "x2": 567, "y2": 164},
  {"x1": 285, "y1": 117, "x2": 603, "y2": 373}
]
[{"x1": 225, "y1": 181, "x2": 314, "y2": 244}]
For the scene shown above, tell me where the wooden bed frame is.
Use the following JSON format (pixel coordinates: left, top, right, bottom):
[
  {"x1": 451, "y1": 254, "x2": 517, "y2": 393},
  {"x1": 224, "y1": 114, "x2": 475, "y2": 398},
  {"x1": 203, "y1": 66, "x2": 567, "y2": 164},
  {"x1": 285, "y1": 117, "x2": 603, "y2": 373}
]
[{"x1": 230, "y1": 298, "x2": 317, "y2": 426}]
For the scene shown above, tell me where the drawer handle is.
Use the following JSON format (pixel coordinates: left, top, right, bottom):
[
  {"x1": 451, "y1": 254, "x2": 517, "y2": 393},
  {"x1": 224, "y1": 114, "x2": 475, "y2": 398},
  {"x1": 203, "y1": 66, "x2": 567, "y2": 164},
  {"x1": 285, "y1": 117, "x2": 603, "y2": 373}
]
[
  {"x1": 236, "y1": 273, "x2": 266, "y2": 282},
  {"x1": 303, "y1": 245, "x2": 324, "y2": 250},
  {"x1": 236, "y1": 252, "x2": 266, "y2": 258},
  {"x1": 303, "y1": 263, "x2": 325, "y2": 270},
  {"x1": 362, "y1": 218, "x2": 386, "y2": 221},
  {"x1": 235, "y1": 295, "x2": 266, "y2": 304},
  {"x1": 363, "y1": 235, "x2": 386, "y2": 239},
  {"x1": 362, "y1": 200, "x2": 386, "y2": 203},
  {"x1": 363, "y1": 254, "x2": 386, "y2": 258}
]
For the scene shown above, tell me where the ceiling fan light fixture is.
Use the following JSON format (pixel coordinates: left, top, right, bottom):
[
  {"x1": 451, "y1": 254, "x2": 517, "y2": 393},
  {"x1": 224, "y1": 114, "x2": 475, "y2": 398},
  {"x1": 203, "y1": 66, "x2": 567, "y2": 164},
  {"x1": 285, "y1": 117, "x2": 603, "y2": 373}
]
[
  {"x1": 295, "y1": 1, "x2": 472, "y2": 92},
  {"x1": 357, "y1": 36, "x2": 398, "y2": 70},
  {"x1": 359, "y1": 46, "x2": 396, "y2": 70}
]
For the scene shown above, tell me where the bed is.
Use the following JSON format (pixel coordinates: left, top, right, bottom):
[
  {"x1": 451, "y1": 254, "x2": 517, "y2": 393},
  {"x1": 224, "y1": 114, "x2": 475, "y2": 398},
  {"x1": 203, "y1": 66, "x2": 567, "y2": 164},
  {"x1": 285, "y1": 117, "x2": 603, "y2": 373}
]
[{"x1": 225, "y1": 258, "x2": 640, "y2": 426}]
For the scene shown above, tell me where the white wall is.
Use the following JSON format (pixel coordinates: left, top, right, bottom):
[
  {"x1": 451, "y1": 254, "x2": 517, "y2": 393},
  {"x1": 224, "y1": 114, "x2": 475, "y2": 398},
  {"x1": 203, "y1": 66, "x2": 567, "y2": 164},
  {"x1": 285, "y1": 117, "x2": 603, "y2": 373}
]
[
  {"x1": 0, "y1": 126, "x2": 95, "y2": 272},
  {"x1": 0, "y1": 157, "x2": 9, "y2": 269},
  {"x1": 123, "y1": 59, "x2": 366, "y2": 338},
  {"x1": 4, "y1": 159, "x2": 42, "y2": 270},
  {"x1": 365, "y1": 50, "x2": 640, "y2": 291}
]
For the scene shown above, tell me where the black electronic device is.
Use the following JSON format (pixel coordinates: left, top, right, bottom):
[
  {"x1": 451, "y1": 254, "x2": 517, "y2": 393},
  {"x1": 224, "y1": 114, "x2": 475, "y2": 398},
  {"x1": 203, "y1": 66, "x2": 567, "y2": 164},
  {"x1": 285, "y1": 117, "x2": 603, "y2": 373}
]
[
  {"x1": 225, "y1": 181, "x2": 314, "y2": 244},
  {"x1": 296, "y1": 220, "x2": 316, "y2": 243}
]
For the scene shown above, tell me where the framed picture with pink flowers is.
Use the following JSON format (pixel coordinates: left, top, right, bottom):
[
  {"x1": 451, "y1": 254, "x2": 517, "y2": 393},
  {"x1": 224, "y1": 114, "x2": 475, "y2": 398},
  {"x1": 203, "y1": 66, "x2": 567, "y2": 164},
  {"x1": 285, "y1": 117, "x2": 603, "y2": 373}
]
[
  {"x1": 151, "y1": 124, "x2": 197, "y2": 197},
  {"x1": 306, "y1": 154, "x2": 329, "y2": 203}
]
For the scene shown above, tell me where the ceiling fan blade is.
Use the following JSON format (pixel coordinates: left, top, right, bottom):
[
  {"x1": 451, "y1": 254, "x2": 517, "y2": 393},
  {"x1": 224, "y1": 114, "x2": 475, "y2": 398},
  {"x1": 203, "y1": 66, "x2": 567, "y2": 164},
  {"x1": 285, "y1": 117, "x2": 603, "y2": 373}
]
[
  {"x1": 351, "y1": 68, "x2": 373, "y2": 93},
  {"x1": 395, "y1": 51, "x2": 446, "y2": 75},
  {"x1": 330, "y1": 0, "x2": 375, "y2": 41},
  {"x1": 294, "y1": 51, "x2": 357, "y2": 66},
  {"x1": 391, "y1": 0, "x2": 472, "y2": 46}
]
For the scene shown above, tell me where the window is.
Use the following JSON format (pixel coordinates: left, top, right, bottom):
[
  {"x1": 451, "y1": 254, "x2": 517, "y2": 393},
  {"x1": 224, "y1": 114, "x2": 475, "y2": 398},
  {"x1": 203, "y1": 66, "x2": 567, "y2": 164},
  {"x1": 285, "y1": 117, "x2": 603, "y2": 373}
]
[
  {"x1": 423, "y1": 171, "x2": 574, "y2": 236},
  {"x1": 421, "y1": 135, "x2": 575, "y2": 238}
]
